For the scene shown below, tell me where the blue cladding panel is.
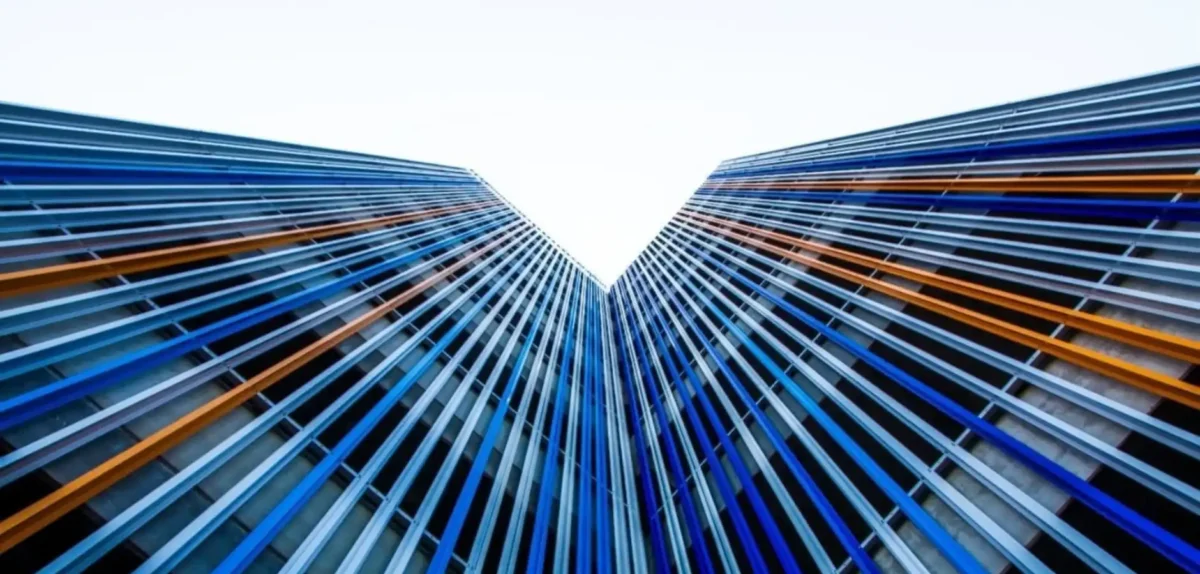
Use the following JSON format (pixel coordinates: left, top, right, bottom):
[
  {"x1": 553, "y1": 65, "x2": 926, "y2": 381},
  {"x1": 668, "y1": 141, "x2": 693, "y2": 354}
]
[{"x1": 2, "y1": 67, "x2": 1199, "y2": 573}]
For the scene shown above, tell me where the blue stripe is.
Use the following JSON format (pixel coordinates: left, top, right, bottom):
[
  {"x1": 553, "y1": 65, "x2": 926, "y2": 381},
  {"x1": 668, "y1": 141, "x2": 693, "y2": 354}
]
[
  {"x1": 653, "y1": 260, "x2": 986, "y2": 572},
  {"x1": 617, "y1": 283, "x2": 716, "y2": 574},
  {"x1": 0, "y1": 208, "x2": 500, "y2": 379},
  {"x1": 575, "y1": 283, "x2": 596, "y2": 574},
  {"x1": 611, "y1": 305, "x2": 672, "y2": 574},
  {"x1": 595, "y1": 296, "x2": 612, "y2": 574},
  {"x1": 0, "y1": 158, "x2": 475, "y2": 185},
  {"x1": 683, "y1": 227, "x2": 1200, "y2": 574},
  {"x1": 0, "y1": 216, "x2": 512, "y2": 431},
  {"x1": 627, "y1": 266, "x2": 805, "y2": 574},
  {"x1": 624, "y1": 271, "x2": 778, "y2": 573},
  {"x1": 211, "y1": 232, "x2": 537, "y2": 574},
  {"x1": 695, "y1": 190, "x2": 1200, "y2": 221},
  {"x1": 526, "y1": 274, "x2": 583, "y2": 574},
  {"x1": 625, "y1": 271, "x2": 882, "y2": 574},
  {"x1": 425, "y1": 254, "x2": 566, "y2": 573}
]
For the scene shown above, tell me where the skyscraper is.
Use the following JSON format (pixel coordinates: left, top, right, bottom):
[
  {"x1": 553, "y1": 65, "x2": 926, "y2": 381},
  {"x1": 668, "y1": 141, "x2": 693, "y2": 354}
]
[{"x1": 2, "y1": 67, "x2": 1197, "y2": 573}]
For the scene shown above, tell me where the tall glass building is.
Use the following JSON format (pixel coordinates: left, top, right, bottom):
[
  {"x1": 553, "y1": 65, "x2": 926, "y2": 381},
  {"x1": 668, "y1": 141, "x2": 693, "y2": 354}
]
[{"x1": 2, "y1": 67, "x2": 1198, "y2": 573}]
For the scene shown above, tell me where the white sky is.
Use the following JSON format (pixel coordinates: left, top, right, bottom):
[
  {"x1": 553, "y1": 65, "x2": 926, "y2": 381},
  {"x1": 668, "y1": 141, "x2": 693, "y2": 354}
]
[{"x1": 2, "y1": 1, "x2": 1198, "y2": 284}]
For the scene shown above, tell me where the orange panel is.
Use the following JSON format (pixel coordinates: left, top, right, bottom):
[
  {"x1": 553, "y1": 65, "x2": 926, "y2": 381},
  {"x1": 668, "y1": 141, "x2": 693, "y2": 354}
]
[
  {"x1": 680, "y1": 214, "x2": 1200, "y2": 411},
  {"x1": 0, "y1": 229, "x2": 511, "y2": 553},
  {"x1": 0, "y1": 201, "x2": 497, "y2": 297},
  {"x1": 683, "y1": 211, "x2": 1200, "y2": 364}
]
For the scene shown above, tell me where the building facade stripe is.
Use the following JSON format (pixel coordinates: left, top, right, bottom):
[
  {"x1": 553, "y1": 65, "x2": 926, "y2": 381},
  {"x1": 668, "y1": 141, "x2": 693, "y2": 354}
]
[{"x1": 2, "y1": 66, "x2": 1198, "y2": 573}]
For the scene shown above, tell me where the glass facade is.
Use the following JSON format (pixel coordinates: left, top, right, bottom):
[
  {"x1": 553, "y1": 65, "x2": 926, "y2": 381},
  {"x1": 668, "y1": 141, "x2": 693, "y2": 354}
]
[{"x1": 2, "y1": 66, "x2": 1198, "y2": 573}]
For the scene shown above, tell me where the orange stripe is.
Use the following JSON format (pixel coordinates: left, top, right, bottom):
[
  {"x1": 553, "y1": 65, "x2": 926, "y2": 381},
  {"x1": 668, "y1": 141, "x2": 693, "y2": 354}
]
[
  {"x1": 680, "y1": 214, "x2": 1200, "y2": 410},
  {"x1": 702, "y1": 174, "x2": 1200, "y2": 194},
  {"x1": 0, "y1": 200, "x2": 497, "y2": 297},
  {"x1": 0, "y1": 230, "x2": 509, "y2": 553},
  {"x1": 683, "y1": 211, "x2": 1200, "y2": 364}
]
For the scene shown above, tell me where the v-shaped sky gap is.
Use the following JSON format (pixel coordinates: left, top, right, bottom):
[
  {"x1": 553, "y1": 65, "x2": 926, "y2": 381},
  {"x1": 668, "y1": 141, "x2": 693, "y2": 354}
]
[
  {"x1": 2, "y1": 3, "x2": 1200, "y2": 571},
  {"x1": 2, "y1": 60, "x2": 1200, "y2": 573},
  {"x1": 4, "y1": 1, "x2": 1196, "y2": 286}
]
